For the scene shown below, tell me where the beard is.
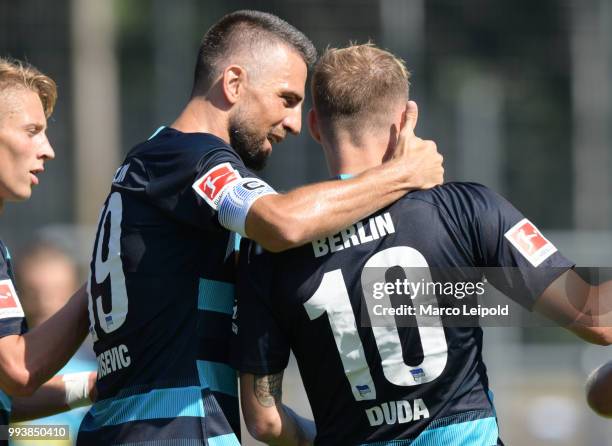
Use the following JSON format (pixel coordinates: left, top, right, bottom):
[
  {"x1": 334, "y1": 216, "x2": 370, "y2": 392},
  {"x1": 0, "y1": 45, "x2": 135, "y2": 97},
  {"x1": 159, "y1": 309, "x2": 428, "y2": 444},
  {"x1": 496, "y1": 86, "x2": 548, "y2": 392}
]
[{"x1": 228, "y1": 113, "x2": 270, "y2": 171}]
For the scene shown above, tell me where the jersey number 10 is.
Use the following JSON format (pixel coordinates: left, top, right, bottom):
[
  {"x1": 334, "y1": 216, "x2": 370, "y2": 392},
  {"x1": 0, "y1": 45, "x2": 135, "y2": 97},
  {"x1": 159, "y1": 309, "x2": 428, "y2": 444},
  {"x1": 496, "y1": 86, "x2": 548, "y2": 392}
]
[{"x1": 304, "y1": 246, "x2": 448, "y2": 401}]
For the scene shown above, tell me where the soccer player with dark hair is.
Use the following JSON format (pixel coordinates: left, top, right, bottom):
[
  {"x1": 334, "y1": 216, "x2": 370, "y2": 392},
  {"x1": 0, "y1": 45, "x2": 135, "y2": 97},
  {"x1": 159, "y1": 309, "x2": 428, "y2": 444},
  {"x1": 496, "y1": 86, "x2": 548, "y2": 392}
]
[
  {"x1": 77, "y1": 10, "x2": 444, "y2": 446},
  {"x1": 231, "y1": 43, "x2": 611, "y2": 445},
  {"x1": 0, "y1": 57, "x2": 94, "y2": 435}
]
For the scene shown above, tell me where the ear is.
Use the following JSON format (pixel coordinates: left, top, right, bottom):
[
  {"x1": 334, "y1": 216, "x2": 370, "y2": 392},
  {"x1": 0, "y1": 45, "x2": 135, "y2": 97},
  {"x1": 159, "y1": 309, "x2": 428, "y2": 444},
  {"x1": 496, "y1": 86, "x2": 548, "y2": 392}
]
[
  {"x1": 307, "y1": 109, "x2": 322, "y2": 143},
  {"x1": 399, "y1": 106, "x2": 407, "y2": 131},
  {"x1": 221, "y1": 65, "x2": 247, "y2": 105}
]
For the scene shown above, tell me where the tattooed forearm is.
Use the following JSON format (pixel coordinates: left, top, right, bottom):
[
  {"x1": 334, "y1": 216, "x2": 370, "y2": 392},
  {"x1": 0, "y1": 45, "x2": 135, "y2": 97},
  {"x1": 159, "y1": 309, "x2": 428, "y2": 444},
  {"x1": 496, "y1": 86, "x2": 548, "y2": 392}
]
[{"x1": 254, "y1": 372, "x2": 283, "y2": 407}]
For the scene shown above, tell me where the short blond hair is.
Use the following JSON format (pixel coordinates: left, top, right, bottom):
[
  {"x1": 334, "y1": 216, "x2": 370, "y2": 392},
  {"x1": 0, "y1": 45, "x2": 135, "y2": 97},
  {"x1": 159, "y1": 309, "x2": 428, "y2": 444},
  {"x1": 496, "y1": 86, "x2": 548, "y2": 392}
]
[
  {"x1": 0, "y1": 57, "x2": 57, "y2": 118},
  {"x1": 311, "y1": 43, "x2": 410, "y2": 140}
]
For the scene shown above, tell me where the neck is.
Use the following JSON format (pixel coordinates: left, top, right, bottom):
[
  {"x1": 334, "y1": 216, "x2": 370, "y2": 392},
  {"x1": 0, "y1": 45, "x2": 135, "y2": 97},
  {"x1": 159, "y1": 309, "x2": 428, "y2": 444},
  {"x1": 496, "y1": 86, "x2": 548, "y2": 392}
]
[
  {"x1": 171, "y1": 94, "x2": 230, "y2": 143},
  {"x1": 322, "y1": 129, "x2": 394, "y2": 177}
]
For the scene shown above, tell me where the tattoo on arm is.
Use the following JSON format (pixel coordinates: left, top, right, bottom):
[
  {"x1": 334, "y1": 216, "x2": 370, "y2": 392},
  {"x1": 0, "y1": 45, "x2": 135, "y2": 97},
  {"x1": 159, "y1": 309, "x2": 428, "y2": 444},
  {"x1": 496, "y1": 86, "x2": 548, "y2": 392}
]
[{"x1": 253, "y1": 372, "x2": 283, "y2": 408}]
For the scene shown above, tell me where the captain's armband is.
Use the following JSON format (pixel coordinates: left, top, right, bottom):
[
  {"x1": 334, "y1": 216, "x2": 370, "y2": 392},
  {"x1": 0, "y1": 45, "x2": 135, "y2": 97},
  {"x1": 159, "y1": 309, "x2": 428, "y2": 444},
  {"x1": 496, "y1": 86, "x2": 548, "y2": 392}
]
[{"x1": 217, "y1": 178, "x2": 277, "y2": 236}]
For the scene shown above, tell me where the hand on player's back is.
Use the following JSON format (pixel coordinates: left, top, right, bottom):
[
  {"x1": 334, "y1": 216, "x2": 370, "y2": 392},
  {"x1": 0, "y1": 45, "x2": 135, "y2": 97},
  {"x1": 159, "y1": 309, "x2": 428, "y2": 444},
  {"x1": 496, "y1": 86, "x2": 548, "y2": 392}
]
[{"x1": 385, "y1": 101, "x2": 444, "y2": 189}]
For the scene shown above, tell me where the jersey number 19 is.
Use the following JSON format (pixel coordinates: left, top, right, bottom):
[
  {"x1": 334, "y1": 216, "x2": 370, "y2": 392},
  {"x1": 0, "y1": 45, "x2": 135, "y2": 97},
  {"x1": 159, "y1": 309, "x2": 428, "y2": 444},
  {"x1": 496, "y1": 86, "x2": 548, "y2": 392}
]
[{"x1": 88, "y1": 192, "x2": 129, "y2": 341}]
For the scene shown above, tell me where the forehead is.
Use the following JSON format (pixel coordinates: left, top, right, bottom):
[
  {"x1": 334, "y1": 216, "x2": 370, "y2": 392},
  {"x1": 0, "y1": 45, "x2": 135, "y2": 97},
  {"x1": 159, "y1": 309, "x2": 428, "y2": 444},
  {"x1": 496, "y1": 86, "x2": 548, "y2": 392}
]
[
  {"x1": 0, "y1": 87, "x2": 46, "y2": 126},
  {"x1": 253, "y1": 44, "x2": 307, "y2": 94}
]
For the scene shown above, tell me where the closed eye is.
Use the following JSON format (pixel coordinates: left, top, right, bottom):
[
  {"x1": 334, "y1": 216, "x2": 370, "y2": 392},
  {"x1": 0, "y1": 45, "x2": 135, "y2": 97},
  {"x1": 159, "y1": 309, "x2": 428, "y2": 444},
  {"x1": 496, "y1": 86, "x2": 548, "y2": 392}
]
[{"x1": 25, "y1": 124, "x2": 44, "y2": 137}]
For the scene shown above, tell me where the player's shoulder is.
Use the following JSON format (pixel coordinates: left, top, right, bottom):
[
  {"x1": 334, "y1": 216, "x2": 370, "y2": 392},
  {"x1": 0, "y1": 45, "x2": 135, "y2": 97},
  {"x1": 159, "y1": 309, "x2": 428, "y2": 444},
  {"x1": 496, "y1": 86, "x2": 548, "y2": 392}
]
[
  {"x1": 399, "y1": 182, "x2": 504, "y2": 212},
  {"x1": 127, "y1": 126, "x2": 237, "y2": 166},
  {"x1": 405, "y1": 181, "x2": 494, "y2": 202},
  {"x1": 387, "y1": 182, "x2": 513, "y2": 231}
]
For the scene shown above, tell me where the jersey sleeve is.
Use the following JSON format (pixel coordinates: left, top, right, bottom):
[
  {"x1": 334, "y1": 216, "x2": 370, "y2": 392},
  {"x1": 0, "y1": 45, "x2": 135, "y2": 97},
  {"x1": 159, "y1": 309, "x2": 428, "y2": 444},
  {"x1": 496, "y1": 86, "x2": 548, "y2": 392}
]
[
  {"x1": 0, "y1": 242, "x2": 27, "y2": 338},
  {"x1": 190, "y1": 149, "x2": 276, "y2": 236},
  {"x1": 230, "y1": 240, "x2": 290, "y2": 375},
  {"x1": 445, "y1": 183, "x2": 574, "y2": 309},
  {"x1": 142, "y1": 145, "x2": 275, "y2": 235}
]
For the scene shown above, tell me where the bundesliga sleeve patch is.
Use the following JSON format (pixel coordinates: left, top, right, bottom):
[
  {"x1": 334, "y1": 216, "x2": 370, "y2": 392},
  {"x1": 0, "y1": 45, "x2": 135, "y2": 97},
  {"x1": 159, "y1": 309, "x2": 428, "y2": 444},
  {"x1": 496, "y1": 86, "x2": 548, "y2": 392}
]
[
  {"x1": 504, "y1": 218, "x2": 557, "y2": 267},
  {"x1": 0, "y1": 279, "x2": 25, "y2": 320},
  {"x1": 192, "y1": 162, "x2": 242, "y2": 210}
]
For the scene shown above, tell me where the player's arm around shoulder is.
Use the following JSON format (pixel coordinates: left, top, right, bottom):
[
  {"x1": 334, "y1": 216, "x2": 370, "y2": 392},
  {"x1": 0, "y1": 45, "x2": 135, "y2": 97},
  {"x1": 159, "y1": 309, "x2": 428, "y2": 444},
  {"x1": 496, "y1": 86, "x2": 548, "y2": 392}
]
[
  {"x1": 240, "y1": 372, "x2": 315, "y2": 446},
  {"x1": 244, "y1": 102, "x2": 443, "y2": 252}
]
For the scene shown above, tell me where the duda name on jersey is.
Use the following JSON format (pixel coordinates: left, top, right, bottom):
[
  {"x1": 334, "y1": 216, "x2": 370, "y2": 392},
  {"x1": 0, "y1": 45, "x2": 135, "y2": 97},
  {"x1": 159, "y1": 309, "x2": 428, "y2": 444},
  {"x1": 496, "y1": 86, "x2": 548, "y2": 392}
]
[{"x1": 365, "y1": 398, "x2": 430, "y2": 427}]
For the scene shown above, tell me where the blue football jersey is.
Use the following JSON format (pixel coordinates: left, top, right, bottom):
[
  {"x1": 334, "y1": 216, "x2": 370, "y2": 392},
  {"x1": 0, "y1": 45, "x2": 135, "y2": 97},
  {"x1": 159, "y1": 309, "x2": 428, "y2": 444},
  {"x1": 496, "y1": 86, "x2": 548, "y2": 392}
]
[
  {"x1": 0, "y1": 239, "x2": 27, "y2": 443},
  {"x1": 78, "y1": 127, "x2": 262, "y2": 445},
  {"x1": 231, "y1": 182, "x2": 574, "y2": 446}
]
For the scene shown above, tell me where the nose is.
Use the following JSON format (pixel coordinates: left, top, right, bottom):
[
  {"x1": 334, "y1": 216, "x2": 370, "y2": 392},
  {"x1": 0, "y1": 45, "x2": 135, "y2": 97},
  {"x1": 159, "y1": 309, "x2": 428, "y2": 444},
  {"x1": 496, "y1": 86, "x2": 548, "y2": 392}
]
[
  {"x1": 39, "y1": 135, "x2": 55, "y2": 161},
  {"x1": 283, "y1": 106, "x2": 302, "y2": 135}
]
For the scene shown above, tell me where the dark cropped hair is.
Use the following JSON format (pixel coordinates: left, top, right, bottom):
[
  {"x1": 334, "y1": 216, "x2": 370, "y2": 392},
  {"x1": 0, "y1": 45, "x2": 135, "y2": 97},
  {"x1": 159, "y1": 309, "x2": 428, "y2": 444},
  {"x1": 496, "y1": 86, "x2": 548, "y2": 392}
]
[{"x1": 192, "y1": 10, "x2": 317, "y2": 94}]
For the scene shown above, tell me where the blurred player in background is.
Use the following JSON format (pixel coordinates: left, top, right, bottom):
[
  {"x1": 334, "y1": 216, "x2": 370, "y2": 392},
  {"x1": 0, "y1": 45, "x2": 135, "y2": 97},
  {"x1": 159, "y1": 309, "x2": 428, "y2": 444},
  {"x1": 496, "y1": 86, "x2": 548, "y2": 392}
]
[
  {"x1": 10, "y1": 241, "x2": 96, "y2": 444},
  {"x1": 16, "y1": 241, "x2": 82, "y2": 328},
  {"x1": 231, "y1": 43, "x2": 612, "y2": 445},
  {"x1": 0, "y1": 57, "x2": 94, "y2": 439},
  {"x1": 77, "y1": 10, "x2": 444, "y2": 446}
]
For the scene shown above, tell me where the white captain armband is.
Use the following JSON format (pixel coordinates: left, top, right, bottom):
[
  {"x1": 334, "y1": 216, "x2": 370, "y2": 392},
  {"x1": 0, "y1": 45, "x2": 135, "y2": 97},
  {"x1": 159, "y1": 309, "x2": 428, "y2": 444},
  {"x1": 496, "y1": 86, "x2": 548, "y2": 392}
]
[{"x1": 217, "y1": 178, "x2": 277, "y2": 237}]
